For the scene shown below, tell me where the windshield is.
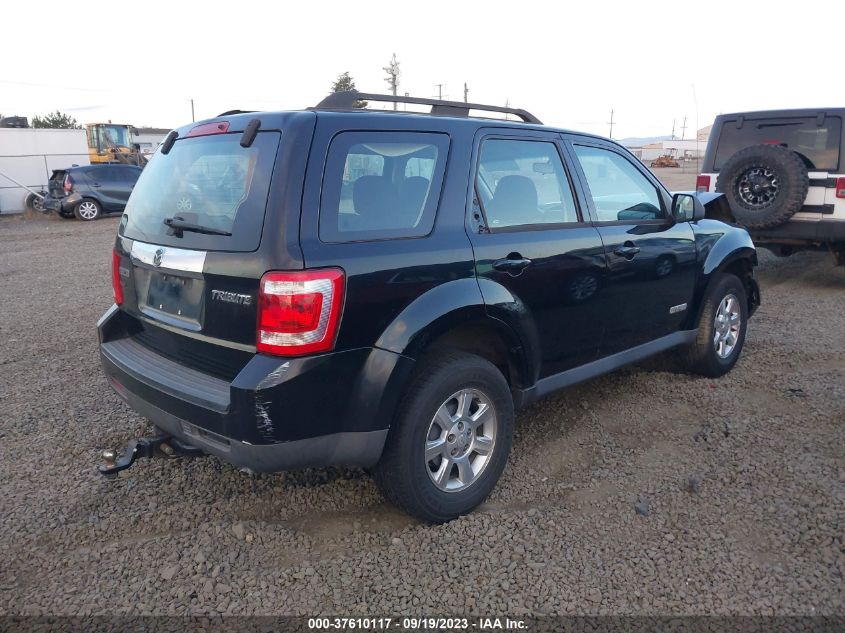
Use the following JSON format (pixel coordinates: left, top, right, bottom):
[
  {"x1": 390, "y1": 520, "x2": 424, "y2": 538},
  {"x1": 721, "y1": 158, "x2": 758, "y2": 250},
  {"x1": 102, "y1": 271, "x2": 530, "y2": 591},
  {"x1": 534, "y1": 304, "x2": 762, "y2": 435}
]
[
  {"x1": 120, "y1": 131, "x2": 280, "y2": 251},
  {"x1": 100, "y1": 125, "x2": 132, "y2": 148}
]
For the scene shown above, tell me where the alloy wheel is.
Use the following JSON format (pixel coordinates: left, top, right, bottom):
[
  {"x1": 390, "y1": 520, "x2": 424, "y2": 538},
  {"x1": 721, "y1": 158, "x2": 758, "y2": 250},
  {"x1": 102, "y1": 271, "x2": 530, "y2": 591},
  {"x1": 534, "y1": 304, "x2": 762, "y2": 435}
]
[
  {"x1": 737, "y1": 167, "x2": 779, "y2": 208},
  {"x1": 77, "y1": 201, "x2": 99, "y2": 220},
  {"x1": 425, "y1": 388, "x2": 497, "y2": 492},
  {"x1": 713, "y1": 293, "x2": 741, "y2": 359}
]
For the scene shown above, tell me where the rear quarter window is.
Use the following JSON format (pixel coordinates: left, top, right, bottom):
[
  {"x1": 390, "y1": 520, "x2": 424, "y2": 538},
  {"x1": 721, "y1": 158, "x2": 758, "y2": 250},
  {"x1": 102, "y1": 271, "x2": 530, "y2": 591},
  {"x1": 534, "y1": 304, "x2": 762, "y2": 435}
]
[
  {"x1": 714, "y1": 116, "x2": 841, "y2": 171},
  {"x1": 319, "y1": 131, "x2": 450, "y2": 243}
]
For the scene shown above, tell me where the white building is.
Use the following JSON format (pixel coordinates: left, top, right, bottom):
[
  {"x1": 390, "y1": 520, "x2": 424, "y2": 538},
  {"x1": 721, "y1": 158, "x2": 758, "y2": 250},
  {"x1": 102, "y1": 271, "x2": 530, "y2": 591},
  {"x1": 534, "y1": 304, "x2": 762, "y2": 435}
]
[
  {"x1": 0, "y1": 128, "x2": 90, "y2": 214},
  {"x1": 132, "y1": 127, "x2": 170, "y2": 159},
  {"x1": 629, "y1": 126, "x2": 712, "y2": 163}
]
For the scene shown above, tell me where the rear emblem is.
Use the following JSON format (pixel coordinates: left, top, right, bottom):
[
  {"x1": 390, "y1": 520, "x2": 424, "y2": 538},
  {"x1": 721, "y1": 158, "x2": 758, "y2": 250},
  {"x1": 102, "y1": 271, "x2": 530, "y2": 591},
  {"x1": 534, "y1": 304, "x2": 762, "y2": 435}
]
[
  {"x1": 153, "y1": 248, "x2": 165, "y2": 267},
  {"x1": 211, "y1": 289, "x2": 252, "y2": 306}
]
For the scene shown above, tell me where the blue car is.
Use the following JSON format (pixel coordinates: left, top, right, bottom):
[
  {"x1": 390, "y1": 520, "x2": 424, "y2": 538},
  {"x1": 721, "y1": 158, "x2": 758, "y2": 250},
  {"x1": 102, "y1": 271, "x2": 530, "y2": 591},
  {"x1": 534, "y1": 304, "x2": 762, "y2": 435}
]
[{"x1": 43, "y1": 164, "x2": 142, "y2": 220}]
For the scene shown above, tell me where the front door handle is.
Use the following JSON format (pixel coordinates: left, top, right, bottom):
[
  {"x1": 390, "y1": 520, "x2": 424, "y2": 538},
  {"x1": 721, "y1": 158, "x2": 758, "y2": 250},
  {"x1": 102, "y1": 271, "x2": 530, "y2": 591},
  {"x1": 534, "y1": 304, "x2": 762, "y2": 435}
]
[
  {"x1": 613, "y1": 242, "x2": 640, "y2": 259},
  {"x1": 493, "y1": 256, "x2": 532, "y2": 275}
]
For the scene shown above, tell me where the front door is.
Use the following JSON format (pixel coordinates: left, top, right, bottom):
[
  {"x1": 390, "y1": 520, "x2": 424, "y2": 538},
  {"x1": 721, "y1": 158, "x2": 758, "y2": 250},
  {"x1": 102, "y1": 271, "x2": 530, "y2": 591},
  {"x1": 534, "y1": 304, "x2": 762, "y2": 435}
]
[
  {"x1": 468, "y1": 133, "x2": 608, "y2": 380},
  {"x1": 566, "y1": 139, "x2": 698, "y2": 355}
]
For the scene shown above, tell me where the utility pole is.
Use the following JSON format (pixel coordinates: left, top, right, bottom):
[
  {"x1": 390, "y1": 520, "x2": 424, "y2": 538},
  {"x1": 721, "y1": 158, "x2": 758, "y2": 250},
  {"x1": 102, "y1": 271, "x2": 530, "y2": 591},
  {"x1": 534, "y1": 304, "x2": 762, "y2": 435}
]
[
  {"x1": 680, "y1": 115, "x2": 688, "y2": 140},
  {"x1": 608, "y1": 109, "x2": 615, "y2": 139},
  {"x1": 504, "y1": 98, "x2": 510, "y2": 121},
  {"x1": 671, "y1": 119, "x2": 676, "y2": 140},
  {"x1": 190, "y1": 99, "x2": 195, "y2": 123},
  {"x1": 434, "y1": 84, "x2": 445, "y2": 100},
  {"x1": 463, "y1": 82, "x2": 469, "y2": 103}
]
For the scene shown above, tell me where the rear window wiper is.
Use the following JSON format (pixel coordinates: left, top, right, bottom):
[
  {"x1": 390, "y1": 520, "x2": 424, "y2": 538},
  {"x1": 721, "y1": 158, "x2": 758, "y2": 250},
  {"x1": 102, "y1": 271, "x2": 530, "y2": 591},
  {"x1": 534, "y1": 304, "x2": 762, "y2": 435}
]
[{"x1": 163, "y1": 216, "x2": 232, "y2": 237}]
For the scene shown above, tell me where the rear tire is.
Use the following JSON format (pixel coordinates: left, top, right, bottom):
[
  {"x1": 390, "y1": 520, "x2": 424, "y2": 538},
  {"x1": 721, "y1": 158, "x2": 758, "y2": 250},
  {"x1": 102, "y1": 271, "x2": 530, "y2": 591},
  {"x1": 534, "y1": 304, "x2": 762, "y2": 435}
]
[
  {"x1": 24, "y1": 192, "x2": 45, "y2": 213},
  {"x1": 679, "y1": 273, "x2": 748, "y2": 377},
  {"x1": 372, "y1": 351, "x2": 514, "y2": 523},
  {"x1": 74, "y1": 199, "x2": 101, "y2": 221}
]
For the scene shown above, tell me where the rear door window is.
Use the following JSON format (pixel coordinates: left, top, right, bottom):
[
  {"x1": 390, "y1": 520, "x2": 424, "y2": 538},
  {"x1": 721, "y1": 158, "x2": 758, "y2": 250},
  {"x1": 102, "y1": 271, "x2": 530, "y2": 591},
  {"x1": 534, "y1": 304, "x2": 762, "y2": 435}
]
[
  {"x1": 715, "y1": 116, "x2": 841, "y2": 171},
  {"x1": 120, "y1": 132, "x2": 280, "y2": 251},
  {"x1": 319, "y1": 131, "x2": 449, "y2": 242}
]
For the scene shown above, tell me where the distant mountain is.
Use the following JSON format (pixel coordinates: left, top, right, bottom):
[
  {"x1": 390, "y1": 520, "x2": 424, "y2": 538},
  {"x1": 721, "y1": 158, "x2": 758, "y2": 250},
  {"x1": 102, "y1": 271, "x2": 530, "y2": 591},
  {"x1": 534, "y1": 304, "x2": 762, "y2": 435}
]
[{"x1": 617, "y1": 135, "x2": 672, "y2": 147}]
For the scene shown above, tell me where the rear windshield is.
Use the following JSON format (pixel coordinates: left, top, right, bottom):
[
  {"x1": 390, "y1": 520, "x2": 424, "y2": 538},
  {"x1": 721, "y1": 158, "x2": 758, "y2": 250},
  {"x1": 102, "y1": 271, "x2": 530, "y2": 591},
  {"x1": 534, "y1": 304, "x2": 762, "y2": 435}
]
[
  {"x1": 714, "y1": 116, "x2": 841, "y2": 171},
  {"x1": 120, "y1": 131, "x2": 280, "y2": 251}
]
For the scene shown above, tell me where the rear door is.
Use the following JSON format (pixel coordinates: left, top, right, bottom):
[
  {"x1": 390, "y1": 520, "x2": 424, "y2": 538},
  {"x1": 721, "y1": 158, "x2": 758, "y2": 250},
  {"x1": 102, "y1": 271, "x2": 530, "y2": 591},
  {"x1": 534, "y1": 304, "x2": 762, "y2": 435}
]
[
  {"x1": 468, "y1": 130, "x2": 607, "y2": 378},
  {"x1": 565, "y1": 137, "x2": 697, "y2": 355},
  {"x1": 84, "y1": 166, "x2": 124, "y2": 211}
]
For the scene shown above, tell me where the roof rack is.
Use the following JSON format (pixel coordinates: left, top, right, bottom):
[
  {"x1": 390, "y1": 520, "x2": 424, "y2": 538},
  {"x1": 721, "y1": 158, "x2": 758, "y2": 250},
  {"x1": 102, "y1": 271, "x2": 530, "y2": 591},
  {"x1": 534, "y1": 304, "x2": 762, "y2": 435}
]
[{"x1": 313, "y1": 91, "x2": 542, "y2": 125}]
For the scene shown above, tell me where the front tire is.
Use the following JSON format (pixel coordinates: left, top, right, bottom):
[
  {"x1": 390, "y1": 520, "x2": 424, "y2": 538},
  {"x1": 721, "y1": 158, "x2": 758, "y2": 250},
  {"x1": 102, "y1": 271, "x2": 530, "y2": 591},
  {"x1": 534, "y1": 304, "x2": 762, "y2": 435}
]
[
  {"x1": 679, "y1": 273, "x2": 748, "y2": 377},
  {"x1": 373, "y1": 351, "x2": 514, "y2": 523},
  {"x1": 74, "y1": 199, "x2": 101, "y2": 221}
]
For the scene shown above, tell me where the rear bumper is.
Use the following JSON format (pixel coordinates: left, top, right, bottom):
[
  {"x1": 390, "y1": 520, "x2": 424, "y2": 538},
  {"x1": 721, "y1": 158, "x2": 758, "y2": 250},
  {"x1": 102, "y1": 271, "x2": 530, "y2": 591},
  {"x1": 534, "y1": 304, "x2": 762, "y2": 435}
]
[
  {"x1": 749, "y1": 219, "x2": 845, "y2": 245},
  {"x1": 42, "y1": 193, "x2": 80, "y2": 213},
  {"x1": 97, "y1": 305, "x2": 414, "y2": 472}
]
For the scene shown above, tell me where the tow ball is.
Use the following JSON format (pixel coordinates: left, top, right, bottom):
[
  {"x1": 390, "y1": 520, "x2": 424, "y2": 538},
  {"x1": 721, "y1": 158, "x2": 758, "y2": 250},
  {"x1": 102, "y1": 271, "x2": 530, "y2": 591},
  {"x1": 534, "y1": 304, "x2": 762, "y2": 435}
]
[{"x1": 98, "y1": 434, "x2": 203, "y2": 478}]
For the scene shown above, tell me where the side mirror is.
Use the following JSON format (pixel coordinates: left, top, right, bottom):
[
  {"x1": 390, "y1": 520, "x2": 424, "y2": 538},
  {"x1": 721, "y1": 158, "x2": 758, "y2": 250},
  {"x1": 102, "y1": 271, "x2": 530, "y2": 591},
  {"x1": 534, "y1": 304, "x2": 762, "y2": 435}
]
[{"x1": 672, "y1": 193, "x2": 705, "y2": 222}]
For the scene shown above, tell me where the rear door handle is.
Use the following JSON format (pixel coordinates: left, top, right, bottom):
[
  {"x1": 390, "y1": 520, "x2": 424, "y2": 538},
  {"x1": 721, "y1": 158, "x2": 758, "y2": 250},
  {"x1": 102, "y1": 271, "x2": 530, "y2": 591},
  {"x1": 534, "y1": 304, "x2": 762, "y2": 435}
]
[
  {"x1": 613, "y1": 242, "x2": 640, "y2": 259},
  {"x1": 493, "y1": 256, "x2": 532, "y2": 274}
]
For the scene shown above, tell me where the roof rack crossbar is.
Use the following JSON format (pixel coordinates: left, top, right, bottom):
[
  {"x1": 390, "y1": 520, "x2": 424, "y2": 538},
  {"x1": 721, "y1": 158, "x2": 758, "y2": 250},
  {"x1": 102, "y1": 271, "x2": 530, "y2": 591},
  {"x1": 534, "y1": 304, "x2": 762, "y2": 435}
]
[{"x1": 314, "y1": 91, "x2": 542, "y2": 124}]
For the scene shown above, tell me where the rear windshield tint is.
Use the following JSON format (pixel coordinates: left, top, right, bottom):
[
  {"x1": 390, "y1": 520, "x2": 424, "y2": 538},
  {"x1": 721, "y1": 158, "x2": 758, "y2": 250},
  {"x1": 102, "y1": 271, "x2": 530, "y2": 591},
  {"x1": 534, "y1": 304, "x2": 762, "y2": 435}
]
[
  {"x1": 714, "y1": 116, "x2": 841, "y2": 171},
  {"x1": 120, "y1": 131, "x2": 280, "y2": 251}
]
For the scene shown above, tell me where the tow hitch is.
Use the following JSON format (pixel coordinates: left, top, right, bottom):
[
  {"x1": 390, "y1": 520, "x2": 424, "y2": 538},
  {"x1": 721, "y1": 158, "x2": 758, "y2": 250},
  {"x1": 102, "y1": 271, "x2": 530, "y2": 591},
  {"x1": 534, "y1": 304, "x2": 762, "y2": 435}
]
[{"x1": 98, "y1": 434, "x2": 203, "y2": 477}]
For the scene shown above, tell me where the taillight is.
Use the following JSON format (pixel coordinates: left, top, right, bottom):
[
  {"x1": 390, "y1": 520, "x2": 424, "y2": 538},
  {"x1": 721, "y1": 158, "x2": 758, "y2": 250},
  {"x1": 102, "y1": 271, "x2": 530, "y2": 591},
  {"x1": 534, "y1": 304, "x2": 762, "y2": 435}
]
[
  {"x1": 111, "y1": 249, "x2": 124, "y2": 306},
  {"x1": 257, "y1": 269, "x2": 345, "y2": 356},
  {"x1": 696, "y1": 175, "x2": 711, "y2": 193},
  {"x1": 63, "y1": 175, "x2": 73, "y2": 195},
  {"x1": 836, "y1": 177, "x2": 845, "y2": 199}
]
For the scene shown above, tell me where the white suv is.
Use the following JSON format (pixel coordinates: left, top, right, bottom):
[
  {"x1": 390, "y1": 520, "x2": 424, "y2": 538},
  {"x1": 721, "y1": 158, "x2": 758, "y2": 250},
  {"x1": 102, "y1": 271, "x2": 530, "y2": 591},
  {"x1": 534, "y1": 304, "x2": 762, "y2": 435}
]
[{"x1": 697, "y1": 108, "x2": 845, "y2": 264}]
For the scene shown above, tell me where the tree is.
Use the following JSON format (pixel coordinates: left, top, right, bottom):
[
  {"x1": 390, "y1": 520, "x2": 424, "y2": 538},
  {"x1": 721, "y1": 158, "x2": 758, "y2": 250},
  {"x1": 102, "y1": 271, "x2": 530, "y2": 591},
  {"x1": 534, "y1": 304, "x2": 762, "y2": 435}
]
[
  {"x1": 330, "y1": 72, "x2": 367, "y2": 108},
  {"x1": 383, "y1": 53, "x2": 400, "y2": 110},
  {"x1": 31, "y1": 111, "x2": 81, "y2": 129}
]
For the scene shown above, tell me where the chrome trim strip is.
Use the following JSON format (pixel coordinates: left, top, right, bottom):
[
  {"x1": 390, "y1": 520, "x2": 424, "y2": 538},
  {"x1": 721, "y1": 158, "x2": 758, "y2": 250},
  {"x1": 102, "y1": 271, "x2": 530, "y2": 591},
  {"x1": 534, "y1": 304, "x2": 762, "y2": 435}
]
[
  {"x1": 130, "y1": 241, "x2": 207, "y2": 273},
  {"x1": 137, "y1": 315, "x2": 257, "y2": 353}
]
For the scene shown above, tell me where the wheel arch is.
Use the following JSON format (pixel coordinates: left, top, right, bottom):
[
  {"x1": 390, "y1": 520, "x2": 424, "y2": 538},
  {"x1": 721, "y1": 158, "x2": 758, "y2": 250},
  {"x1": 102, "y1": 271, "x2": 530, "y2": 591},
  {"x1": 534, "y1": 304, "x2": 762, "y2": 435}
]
[
  {"x1": 688, "y1": 232, "x2": 758, "y2": 329},
  {"x1": 374, "y1": 278, "x2": 535, "y2": 394}
]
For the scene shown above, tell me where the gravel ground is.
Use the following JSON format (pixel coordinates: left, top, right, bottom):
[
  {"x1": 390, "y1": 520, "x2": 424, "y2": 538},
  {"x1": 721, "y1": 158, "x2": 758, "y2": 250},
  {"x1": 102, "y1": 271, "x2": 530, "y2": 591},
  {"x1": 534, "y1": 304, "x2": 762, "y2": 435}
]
[{"x1": 0, "y1": 213, "x2": 842, "y2": 618}]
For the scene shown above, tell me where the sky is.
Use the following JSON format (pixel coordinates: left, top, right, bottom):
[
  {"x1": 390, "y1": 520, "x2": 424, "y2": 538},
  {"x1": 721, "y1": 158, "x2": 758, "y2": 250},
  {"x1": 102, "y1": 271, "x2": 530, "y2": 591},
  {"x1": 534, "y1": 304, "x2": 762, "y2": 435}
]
[{"x1": 1, "y1": 0, "x2": 842, "y2": 140}]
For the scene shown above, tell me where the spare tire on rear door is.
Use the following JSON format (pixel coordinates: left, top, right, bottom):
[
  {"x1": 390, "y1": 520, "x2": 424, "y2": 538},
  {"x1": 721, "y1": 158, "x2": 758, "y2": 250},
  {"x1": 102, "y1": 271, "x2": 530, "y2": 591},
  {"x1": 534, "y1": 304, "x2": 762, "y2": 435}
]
[{"x1": 715, "y1": 144, "x2": 809, "y2": 229}]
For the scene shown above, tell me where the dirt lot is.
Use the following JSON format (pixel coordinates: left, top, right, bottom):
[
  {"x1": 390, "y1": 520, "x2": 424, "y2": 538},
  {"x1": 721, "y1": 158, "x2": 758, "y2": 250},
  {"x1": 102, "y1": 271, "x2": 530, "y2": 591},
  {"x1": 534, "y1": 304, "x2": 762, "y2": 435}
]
[{"x1": 0, "y1": 208, "x2": 842, "y2": 618}]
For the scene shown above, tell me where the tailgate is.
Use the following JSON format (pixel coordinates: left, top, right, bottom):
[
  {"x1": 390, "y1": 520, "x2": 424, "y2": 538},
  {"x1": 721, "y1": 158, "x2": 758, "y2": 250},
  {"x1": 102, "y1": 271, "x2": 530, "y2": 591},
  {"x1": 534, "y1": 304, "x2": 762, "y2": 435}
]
[
  {"x1": 114, "y1": 128, "x2": 283, "y2": 374},
  {"x1": 48, "y1": 170, "x2": 66, "y2": 197}
]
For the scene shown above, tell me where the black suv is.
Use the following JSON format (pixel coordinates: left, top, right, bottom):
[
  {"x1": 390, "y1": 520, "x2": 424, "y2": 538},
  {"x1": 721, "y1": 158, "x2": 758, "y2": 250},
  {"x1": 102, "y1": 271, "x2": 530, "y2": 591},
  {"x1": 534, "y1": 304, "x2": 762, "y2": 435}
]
[
  {"x1": 98, "y1": 92, "x2": 760, "y2": 522},
  {"x1": 43, "y1": 164, "x2": 142, "y2": 220}
]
